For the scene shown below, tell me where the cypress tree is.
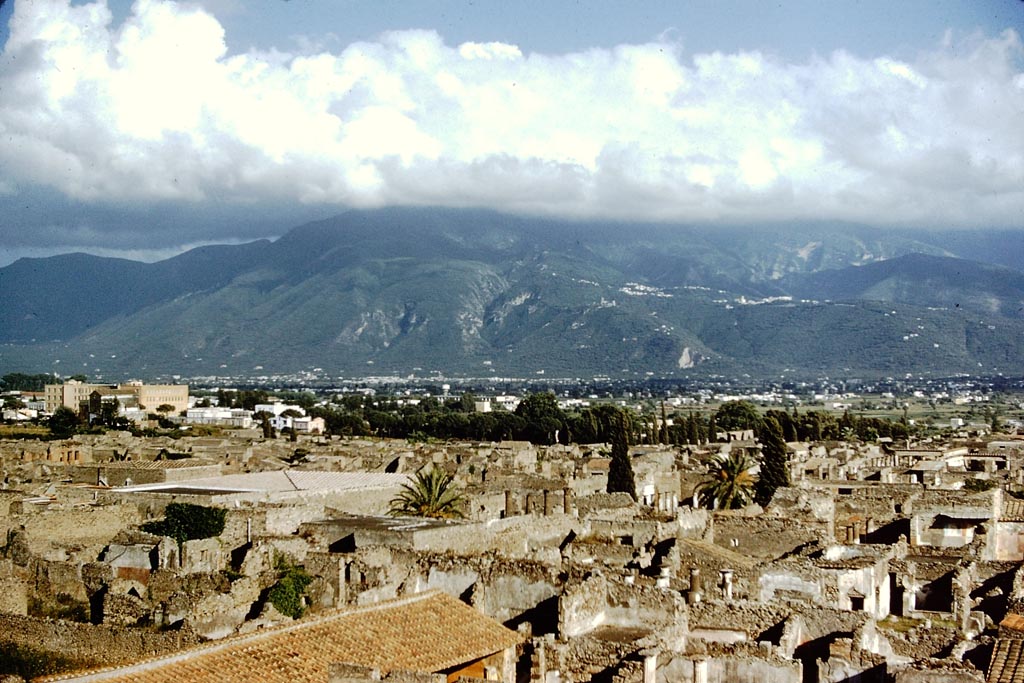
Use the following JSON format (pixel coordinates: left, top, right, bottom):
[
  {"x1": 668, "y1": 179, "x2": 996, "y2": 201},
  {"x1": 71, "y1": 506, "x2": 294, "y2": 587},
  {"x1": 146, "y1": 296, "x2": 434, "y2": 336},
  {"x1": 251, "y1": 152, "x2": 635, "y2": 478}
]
[
  {"x1": 607, "y1": 410, "x2": 637, "y2": 500},
  {"x1": 754, "y1": 416, "x2": 790, "y2": 507},
  {"x1": 660, "y1": 401, "x2": 669, "y2": 445},
  {"x1": 706, "y1": 414, "x2": 718, "y2": 444}
]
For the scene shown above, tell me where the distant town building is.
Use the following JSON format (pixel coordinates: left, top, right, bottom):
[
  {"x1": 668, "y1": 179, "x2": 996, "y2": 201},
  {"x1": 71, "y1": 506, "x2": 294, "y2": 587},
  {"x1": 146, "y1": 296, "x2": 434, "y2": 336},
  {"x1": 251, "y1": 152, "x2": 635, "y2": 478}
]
[
  {"x1": 185, "y1": 406, "x2": 254, "y2": 428},
  {"x1": 45, "y1": 379, "x2": 189, "y2": 415},
  {"x1": 254, "y1": 402, "x2": 305, "y2": 417}
]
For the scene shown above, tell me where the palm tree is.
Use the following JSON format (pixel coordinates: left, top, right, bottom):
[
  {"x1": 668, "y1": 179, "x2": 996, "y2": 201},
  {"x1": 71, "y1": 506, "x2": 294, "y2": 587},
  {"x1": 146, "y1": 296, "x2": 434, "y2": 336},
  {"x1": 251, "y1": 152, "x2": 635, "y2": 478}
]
[
  {"x1": 388, "y1": 467, "x2": 466, "y2": 519},
  {"x1": 696, "y1": 452, "x2": 756, "y2": 510}
]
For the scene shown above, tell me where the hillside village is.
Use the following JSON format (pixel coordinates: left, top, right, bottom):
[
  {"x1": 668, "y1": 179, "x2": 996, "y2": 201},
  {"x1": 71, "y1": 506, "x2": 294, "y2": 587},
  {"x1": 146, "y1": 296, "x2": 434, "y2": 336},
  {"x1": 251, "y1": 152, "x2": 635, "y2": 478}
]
[{"x1": 3, "y1": 381, "x2": 1024, "y2": 682}]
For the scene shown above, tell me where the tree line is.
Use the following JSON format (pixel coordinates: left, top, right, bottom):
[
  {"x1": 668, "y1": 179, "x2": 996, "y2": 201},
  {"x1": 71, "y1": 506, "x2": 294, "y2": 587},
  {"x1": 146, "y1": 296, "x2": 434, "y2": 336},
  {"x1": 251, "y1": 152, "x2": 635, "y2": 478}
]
[
  {"x1": 0, "y1": 373, "x2": 86, "y2": 392},
  {"x1": 304, "y1": 394, "x2": 912, "y2": 447},
  {"x1": 306, "y1": 392, "x2": 644, "y2": 445}
]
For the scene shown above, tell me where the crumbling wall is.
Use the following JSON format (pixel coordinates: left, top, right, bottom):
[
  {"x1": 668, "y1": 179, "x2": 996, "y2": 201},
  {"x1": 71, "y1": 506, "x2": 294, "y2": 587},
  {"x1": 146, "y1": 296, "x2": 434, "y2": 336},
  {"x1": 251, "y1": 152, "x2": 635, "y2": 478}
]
[
  {"x1": 559, "y1": 572, "x2": 610, "y2": 638},
  {"x1": 557, "y1": 572, "x2": 687, "y2": 642},
  {"x1": 991, "y1": 520, "x2": 1024, "y2": 562},
  {"x1": 759, "y1": 568, "x2": 823, "y2": 605},
  {"x1": 675, "y1": 509, "x2": 711, "y2": 541},
  {"x1": 0, "y1": 577, "x2": 28, "y2": 615},
  {"x1": 658, "y1": 649, "x2": 802, "y2": 683},
  {"x1": 0, "y1": 613, "x2": 199, "y2": 667},
  {"x1": 714, "y1": 513, "x2": 825, "y2": 560},
  {"x1": 473, "y1": 572, "x2": 560, "y2": 631},
  {"x1": 338, "y1": 546, "x2": 562, "y2": 630},
  {"x1": 689, "y1": 601, "x2": 867, "y2": 646},
  {"x1": 184, "y1": 574, "x2": 264, "y2": 639},
  {"x1": 329, "y1": 663, "x2": 444, "y2": 683},
  {"x1": 15, "y1": 503, "x2": 141, "y2": 555},
  {"x1": 1005, "y1": 563, "x2": 1024, "y2": 614},
  {"x1": 891, "y1": 668, "x2": 984, "y2": 682}
]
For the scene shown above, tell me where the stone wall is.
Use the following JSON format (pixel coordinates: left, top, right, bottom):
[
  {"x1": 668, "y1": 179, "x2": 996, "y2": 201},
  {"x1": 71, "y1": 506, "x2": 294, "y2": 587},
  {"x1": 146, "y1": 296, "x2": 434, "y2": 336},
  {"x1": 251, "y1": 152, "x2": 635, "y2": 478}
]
[
  {"x1": 335, "y1": 545, "x2": 561, "y2": 631},
  {"x1": 689, "y1": 600, "x2": 867, "y2": 644},
  {"x1": 991, "y1": 520, "x2": 1024, "y2": 561},
  {"x1": 330, "y1": 663, "x2": 444, "y2": 683},
  {"x1": 713, "y1": 513, "x2": 826, "y2": 560},
  {"x1": 891, "y1": 668, "x2": 985, "y2": 682},
  {"x1": 675, "y1": 509, "x2": 711, "y2": 541},
  {"x1": 0, "y1": 577, "x2": 28, "y2": 615},
  {"x1": 659, "y1": 650, "x2": 802, "y2": 683},
  {"x1": 0, "y1": 613, "x2": 199, "y2": 667},
  {"x1": 14, "y1": 503, "x2": 141, "y2": 556},
  {"x1": 559, "y1": 572, "x2": 610, "y2": 638},
  {"x1": 557, "y1": 572, "x2": 687, "y2": 641}
]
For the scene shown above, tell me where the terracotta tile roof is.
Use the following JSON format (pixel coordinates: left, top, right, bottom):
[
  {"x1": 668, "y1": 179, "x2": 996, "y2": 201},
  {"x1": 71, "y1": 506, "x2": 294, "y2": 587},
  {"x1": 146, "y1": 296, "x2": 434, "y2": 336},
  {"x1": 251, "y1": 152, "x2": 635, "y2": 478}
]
[
  {"x1": 989, "y1": 638, "x2": 1024, "y2": 683},
  {"x1": 1003, "y1": 614, "x2": 1024, "y2": 633},
  {"x1": 41, "y1": 590, "x2": 521, "y2": 683},
  {"x1": 1004, "y1": 499, "x2": 1024, "y2": 522}
]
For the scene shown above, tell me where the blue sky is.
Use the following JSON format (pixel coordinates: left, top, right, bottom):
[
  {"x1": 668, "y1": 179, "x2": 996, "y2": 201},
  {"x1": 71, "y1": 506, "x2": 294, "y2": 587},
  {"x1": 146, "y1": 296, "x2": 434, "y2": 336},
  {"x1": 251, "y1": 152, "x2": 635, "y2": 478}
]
[
  {"x1": 0, "y1": 0, "x2": 1022, "y2": 265},
  {"x1": 6, "y1": 0, "x2": 1012, "y2": 60}
]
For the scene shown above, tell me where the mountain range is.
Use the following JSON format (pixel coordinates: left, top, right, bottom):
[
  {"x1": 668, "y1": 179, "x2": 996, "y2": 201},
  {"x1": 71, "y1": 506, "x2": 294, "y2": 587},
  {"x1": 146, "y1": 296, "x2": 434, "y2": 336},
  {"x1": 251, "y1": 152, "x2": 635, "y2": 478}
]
[{"x1": 2, "y1": 207, "x2": 1024, "y2": 380}]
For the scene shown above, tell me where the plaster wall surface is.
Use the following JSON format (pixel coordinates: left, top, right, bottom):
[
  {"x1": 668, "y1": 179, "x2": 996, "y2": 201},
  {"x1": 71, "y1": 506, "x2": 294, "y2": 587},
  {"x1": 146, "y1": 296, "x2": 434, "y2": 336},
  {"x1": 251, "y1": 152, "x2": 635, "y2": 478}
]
[{"x1": 659, "y1": 653, "x2": 801, "y2": 683}]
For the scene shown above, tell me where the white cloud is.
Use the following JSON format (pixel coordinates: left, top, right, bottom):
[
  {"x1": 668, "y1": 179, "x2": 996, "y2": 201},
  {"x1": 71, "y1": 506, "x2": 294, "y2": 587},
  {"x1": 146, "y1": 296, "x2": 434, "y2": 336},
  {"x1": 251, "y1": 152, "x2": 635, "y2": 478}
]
[{"x1": 1, "y1": 0, "x2": 1022, "y2": 229}]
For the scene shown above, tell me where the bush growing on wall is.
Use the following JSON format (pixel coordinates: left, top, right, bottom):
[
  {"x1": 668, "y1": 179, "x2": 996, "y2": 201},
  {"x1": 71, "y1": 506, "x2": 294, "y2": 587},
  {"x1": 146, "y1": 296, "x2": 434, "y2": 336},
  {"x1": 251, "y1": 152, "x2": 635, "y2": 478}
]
[
  {"x1": 267, "y1": 555, "x2": 313, "y2": 619},
  {"x1": 141, "y1": 503, "x2": 226, "y2": 546}
]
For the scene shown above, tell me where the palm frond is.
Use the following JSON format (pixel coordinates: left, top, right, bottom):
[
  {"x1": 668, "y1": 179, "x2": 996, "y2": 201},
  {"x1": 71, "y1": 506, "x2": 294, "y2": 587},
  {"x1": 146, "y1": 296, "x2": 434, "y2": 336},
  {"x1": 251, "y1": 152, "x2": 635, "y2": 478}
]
[{"x1": 388, "y1": 467, "x2": 466, "y2": 519}]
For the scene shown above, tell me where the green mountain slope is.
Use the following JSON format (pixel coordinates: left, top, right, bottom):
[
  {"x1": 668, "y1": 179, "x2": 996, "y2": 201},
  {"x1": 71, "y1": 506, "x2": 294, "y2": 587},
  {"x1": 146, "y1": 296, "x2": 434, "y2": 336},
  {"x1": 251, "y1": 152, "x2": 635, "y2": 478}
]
[
  {"x1": 784, "y1": 253, "x2": 1024, "y2": 318},
  {"x1": 2, "y1": 208, "x2": 1024, "y2": 379}
]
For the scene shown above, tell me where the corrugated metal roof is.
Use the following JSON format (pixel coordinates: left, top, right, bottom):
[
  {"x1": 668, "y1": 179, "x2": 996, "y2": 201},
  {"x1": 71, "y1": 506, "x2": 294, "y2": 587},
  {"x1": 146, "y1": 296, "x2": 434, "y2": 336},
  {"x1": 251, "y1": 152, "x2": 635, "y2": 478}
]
[{"x1": 121, "y1": 470, "x2": 409, "y2": 494}]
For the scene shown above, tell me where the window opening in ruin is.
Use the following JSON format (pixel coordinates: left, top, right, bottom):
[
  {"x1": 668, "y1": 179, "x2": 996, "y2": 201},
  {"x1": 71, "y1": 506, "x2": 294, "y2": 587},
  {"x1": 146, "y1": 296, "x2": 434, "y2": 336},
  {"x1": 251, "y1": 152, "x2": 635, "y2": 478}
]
[
  {"x1": 915, "y1": 574, "x2": 954, "y2": 613},
  {"x1": 330, "y1": 534, "x2": 356, "y2": 553},
  {"x1": 889, "y1": 573, "x2": 904, "y2": 616}
]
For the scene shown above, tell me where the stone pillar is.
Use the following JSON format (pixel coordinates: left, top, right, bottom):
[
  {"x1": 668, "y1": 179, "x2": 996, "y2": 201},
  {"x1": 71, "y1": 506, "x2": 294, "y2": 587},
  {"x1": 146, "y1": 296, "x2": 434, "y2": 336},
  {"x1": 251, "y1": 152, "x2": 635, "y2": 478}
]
[
  {"x1": 693, "y1": 658, "x2": 708, "y2": 683},
  {"x1": 503, "y1": 645, "x2": 517, "y2": 683},
  {"x1": 687, "y1": 567, "x2": 702, "y2": 602},
  {"x1": 563, "y1": 488, "x2": 573, "y2": 515},
  {"x1": 903, "y1": 565, "x2": 917, "y2": 616},
  {"x1": 505, "y1": 490, "x2": 516, "y2": 517},
  {"x1": 657, "y1": 565, "x2": 671, "y2": 590},
  {"x1": 640, "y1": 649, "x2": 658, "y2": 683},
  {"x1": 720, "y1": 569, "x2": 734, "y2": 601},
  {"x1": 544, "y1": 489, "x2": 554, "y2": 516},
  {"x1": 953, "y1": 564, "x2": 974, "y2": 635},
  {"x1": 530, "y1": 637, "x2": 547, "y2": 683},
  {"x1": 336, "y1": 559, "x2": 348, "y2": 607}
]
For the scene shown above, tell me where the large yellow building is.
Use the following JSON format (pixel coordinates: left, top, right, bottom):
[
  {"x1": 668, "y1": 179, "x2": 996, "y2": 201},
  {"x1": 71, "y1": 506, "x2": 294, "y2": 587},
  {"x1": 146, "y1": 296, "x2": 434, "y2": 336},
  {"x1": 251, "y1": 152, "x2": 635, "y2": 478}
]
[{"x1": 45, "y1": 380, "x2": 189, "y2": 415}]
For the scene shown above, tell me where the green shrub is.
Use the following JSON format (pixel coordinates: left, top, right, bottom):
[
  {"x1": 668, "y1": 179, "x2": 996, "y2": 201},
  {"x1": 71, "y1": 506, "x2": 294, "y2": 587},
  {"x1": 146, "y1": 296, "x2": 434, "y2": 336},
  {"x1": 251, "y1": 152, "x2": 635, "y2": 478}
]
[
  {"x1": 141, "y1": 503, "x2": 226, "y2": 547},
  {"x1": 222, "y1": 568, "x2": 244, "y2": 583},
  {"x1": 963, "y1": 478, "x2": 997, "y2": 493},
  {"x1": 267, "y1": 556, "x2": 313, "y2": 619}
]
